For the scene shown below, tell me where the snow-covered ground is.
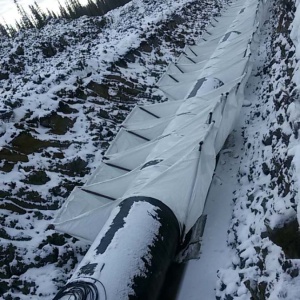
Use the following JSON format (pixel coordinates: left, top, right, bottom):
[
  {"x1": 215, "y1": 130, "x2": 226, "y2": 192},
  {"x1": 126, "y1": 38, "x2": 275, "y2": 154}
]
[{"x1": 177, "y1": 130, "x2": 242, "y2": 299}]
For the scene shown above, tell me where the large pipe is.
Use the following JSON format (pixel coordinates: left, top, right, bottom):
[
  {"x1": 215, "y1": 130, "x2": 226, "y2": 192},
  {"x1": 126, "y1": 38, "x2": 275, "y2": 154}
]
[{"x1": 54, "y1": 196, "x2": 180, "y2": 300}]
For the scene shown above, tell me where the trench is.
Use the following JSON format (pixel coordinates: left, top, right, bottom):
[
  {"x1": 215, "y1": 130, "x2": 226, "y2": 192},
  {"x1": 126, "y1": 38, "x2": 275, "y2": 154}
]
[{"x1": 160, "y1": 2, "x2": 276, "y2": 299}]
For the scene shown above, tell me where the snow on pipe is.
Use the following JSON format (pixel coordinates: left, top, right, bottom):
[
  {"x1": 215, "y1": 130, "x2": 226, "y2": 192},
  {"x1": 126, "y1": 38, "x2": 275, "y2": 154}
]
[
  {"x1": 53, "y1": 197, "x2": 180, "y2": 300},
  {"x1": 53, "y1": 0, "x2": 267, "y2": 298}
]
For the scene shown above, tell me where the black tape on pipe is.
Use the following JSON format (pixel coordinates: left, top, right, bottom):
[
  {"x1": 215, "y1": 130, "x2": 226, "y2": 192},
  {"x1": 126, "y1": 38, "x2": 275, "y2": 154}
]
[{"x1": 54, "y1": 196, "x2": 180, "y2": 300}]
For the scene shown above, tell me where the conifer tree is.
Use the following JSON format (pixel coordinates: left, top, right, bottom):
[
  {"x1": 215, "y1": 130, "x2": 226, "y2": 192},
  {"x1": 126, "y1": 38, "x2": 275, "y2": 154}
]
[
  {"x1": 29, "y1": 3, "x2": 46, "y2": 28},
  {"x1": 47, "y1": 8, "x2": 57, "y2": 19},
  {"x1": 0, "y1": 23, "x2": 9, "y2": 37},
  {"x1": 95, "y1": 0, "x2": 106, "y2": 15},
  {"x1": 6, "y1": 0, "x2": 131, "y2": 34},
  {"x1": 14, "y1": 0, "x2": 34, "y2": 29},
  {"x1": 58, "y1": 0, "x2": 69, "y2": 19},
  {"x1": 8, "y1": 22, "x2": 17, "y2": 36},
  {"x1": 15, "y1": 20, "x2": 22, "y2": 31},
  {"x1": 34, "y1": 2, "x2": 47, "y2": 20},
  {"x1": 64, "y1": 0, "x2": 75, "y2": 18},
  {"x1": 70, "y1": 0, "x2": 83, "y2": 18},
  {"x1": 2, "y1": 16, "x2": 18, "y2": 36},
  {"x1": 86, "y1": 0, "x2": 99, "y2": 16}
]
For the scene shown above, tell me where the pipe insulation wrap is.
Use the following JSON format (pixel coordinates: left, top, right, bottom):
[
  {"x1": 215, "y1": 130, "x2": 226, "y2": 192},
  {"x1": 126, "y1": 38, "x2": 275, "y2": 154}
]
[
  {"x1": 53, "y1": 0, "x2": 270, "y2": 299},
  {"x1": 54, "y1": 197, "x2": 180, "y2": 300}
]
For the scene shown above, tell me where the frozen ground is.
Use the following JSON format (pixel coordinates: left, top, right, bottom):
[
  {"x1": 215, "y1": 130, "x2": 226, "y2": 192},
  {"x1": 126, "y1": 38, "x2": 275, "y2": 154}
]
[{"x1": 177, "y1": 129, "x2": 242, "y2": 299}]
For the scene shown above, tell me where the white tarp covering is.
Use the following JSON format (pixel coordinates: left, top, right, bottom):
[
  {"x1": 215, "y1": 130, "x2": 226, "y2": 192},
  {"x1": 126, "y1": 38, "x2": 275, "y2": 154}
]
[
  {"x1": 123, "y1": 101, "x2": 182, "y2": 124},
  {"x1": 86, "y1": 162, "x2": 127, "y2": 184},
  {"x1": 54, "y1": 0, "x2": 265, "y2": 242},
  {"x1": 54, "y1": 187, "x2": 116, "y2": 241}
]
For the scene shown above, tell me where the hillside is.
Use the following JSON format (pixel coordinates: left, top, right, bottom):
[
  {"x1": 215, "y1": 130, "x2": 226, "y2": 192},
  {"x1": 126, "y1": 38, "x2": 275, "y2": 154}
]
[{"x1": 0, "y1": 0, "x2": 300, "y2": 299}]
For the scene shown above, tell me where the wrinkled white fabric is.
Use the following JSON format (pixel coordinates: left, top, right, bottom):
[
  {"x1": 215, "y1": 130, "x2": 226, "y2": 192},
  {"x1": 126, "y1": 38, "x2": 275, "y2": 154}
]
[{"x1": 54, "y1": 0, "x2": 264, "y2": 242}]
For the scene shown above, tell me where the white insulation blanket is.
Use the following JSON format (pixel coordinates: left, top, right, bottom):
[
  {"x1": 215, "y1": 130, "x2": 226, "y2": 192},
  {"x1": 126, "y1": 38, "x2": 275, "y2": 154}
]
[{"x1": 54, "y1": 0, "x2": 267, "y2": 243}]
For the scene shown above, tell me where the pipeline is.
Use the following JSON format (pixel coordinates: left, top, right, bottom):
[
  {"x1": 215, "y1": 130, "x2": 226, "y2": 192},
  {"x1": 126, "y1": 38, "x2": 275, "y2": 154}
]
[
  {"x1": 53, "y1": 0, "x2": 268, "y2": 298},
  {"x1": 54, "y1": 197, "x2": 179, "y2": 300}
]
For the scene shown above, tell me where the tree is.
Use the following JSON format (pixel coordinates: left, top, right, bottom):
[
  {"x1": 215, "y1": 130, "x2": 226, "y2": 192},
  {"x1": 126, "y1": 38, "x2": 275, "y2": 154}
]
[
  {"x1": 29, "y1": 2, "x2": 47, "y2": 28},
  {"x1": 4, "y1": 19, "x2": 18, "y2": 37},
  {"x1": 95, "y1": 0, "x2": 107, "y2": 15},
  {"x1": 86, "y1": 0, "x2": 100, "y2": 16},
  {"x1": 33, "y1": 2, "x2": 47, "y2": 19},
  {"x1": 71, "y1": 0, "x2": 84, "y2": 18},
  {"x1": 47, "y1": 8, "x2": 57, "y2": 19},
  {"x1": 58, "y1": 0, "x2": 69, "y2": 19},
  {"x1": 0, "y1": 23, "x2": 9, "y2": 37},
  {"x1": 15, "y1": 20, "x2": 22, "y2": 31},
  {"x1": 14, "y1": 0, "x2": 35, "y2": 29}
]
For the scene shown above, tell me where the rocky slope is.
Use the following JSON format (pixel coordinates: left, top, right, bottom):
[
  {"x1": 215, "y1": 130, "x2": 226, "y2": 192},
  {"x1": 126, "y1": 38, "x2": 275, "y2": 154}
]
[{"x1": 216, "y1": 0, "x2": 300, "y2": 299}]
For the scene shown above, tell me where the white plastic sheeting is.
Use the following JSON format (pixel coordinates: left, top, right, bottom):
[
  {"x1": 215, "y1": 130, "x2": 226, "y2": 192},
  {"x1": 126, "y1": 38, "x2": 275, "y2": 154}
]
[{"x1": 54, "y1": 0, "x2": 265, "y2": 243}]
